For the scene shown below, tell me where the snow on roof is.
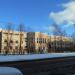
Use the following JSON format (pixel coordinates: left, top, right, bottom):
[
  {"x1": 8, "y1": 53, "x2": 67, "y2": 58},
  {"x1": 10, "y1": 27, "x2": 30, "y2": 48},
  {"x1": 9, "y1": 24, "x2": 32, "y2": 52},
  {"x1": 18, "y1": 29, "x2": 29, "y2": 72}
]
[
  {"x1": 0, "y1": 67, "x2": 22, "y2": 75},
  {"x1": 0, "y1": 53, "x2": 75, "y2": 62}
]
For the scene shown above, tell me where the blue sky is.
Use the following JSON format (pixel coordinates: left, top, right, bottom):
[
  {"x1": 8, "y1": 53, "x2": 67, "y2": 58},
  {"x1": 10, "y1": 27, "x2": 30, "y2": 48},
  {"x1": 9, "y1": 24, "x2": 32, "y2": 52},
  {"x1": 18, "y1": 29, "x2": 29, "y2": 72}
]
[{"x1": 0, "y1": 0, "x2": 74, "y2": 35}]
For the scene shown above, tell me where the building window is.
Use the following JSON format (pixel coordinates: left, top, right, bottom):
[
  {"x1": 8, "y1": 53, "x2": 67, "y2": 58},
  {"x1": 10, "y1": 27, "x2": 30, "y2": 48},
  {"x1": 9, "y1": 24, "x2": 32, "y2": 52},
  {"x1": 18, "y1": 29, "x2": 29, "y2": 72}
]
[
  {"x1": 40, "y1": 38, "x2": 42, "y2": 43},
  {"x1": 43, "y1": 38, "x2": 45, "y2": 43},
  {"x1": 51, "y1": 42, "x2": 54, "y2": 45},
  {"x1": 15, "y1": 46, "x2": 18, "y2": 50},
  {"x1": 32, "y1": 38, "x2": 35, "y2": 42},
  {"x1": 4, "y1": 39, "x2": 7, "y2": 43},
  {"x1": 25, "y1": 46, "x2": 27, "y2": 48},
  {"x1": 37, "y1": 41, "x2": 38, "y2": 43},
  {"x1": 4, "y1": 46, "x2": 7, "y2": 50},
  {"x1": 10, "y1": 40, "x2": 13, "y2": 43},
  {"x1": 16, "y1": 40, "x2": 18, "y2": 43},
  {"x1": 39, "y1": 38, "x2": 42, "y2": 43},
  {"x1": 25, "y1": 38, "x2": 27, "y2": 42},
  {"x1": 21, "y1": 47, "x2": 23, "y2": 50},
  {"x1": 37, "y1": 38, "x2": 39, "y2": 43},
  {"x1": 22, "y1": 41, "x2": 23, "y2": 44},
  {"x1": 10, "y1": 46, "x2": 12, "y2": 49},
  {"x1": 45, "y1": 39, "x2": 46, "y2": 43},
  {"x1": 39, "y1": 38, "x2": 40, "y2": 43}
]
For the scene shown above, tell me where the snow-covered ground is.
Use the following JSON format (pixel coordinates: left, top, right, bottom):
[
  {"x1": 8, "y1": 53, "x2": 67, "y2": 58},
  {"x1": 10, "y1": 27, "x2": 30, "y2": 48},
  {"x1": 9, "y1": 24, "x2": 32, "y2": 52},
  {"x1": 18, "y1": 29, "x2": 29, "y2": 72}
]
[
  {"x1": 0, "y1": 67, "x2": 22, "y2": 75},
  {"x1": 0, "y1": 53, "x2": 75, "y2": 62}
]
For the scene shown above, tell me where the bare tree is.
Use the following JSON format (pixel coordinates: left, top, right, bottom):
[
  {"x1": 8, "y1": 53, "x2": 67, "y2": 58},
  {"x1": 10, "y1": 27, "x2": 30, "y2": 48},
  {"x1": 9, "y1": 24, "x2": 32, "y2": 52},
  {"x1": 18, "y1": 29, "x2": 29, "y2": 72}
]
[
  {"x1": 52, "y1": 23, "x2": 65, "y2": 52},
  {"x1": 72, "y1": 24, "x2": 75, "y2": 47},
  {"x1": 18, "y1": 24, "x2": 25, "y2": 54},
  {"x1": 5, "y1": 22, "x2": 13, "y2": 54},
  {"x1": 71, "y1": 24, "x2": 75, "y2": 51},
  {"x1": 47, "y1": 33, "x2": 52, "y2": 53}
]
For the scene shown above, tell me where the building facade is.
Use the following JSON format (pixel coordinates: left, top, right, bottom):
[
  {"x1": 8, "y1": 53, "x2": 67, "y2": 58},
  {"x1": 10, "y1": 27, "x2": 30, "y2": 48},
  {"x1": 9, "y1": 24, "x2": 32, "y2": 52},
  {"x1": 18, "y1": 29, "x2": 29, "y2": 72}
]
[
  {"x1": 27, "y1": 32, "x2": 50, "y2": 53},
  {"x1": 0, "y1": 29, "x2": 74, "y2": 54},
  {"x1": 48, "y1": 35, "x2": 73, "y2": 52},
  {"x1": 0, "y1": 29, "x2": 27, "y2": 54}
]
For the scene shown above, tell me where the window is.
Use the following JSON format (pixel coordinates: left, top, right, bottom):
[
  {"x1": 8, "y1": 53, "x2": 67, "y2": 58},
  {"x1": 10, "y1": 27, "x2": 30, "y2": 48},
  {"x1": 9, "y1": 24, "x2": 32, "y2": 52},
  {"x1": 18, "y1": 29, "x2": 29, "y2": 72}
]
[
  {"x1": 37, "y1": 38, "x2": 39, "y2": 43},
  {"x1": 10, "y1": 46, "x2": 12, "y2": 49},
  {"x1": 40, "y1": 38, "x2": 42, "y2": 43},
  {"x1": 25, "y1": 38, "x2": 27, "y2": 42},
  {"x1": 16, "y1": 40, "x2": 18, "y2": 43},
  {"x1": 4, "y1": 39, "x2": 7, "y2": 43},
  {"x1": 21, "y1": 47, "x2": 23, "y2": 50},
  {"x1": 32, "y1": 38, "x2": 35, "y2": 42},
  {"x1": 45, "y1": 38, "x2": 46, "y2": 43},
  {"x1": 39, "y1": 38, "x2": 42, "y2": 43},
  {"x1": 10, "y1": 40, "x2": 13, "y2": 43},
  {"x1": 4, "y1": 46, "x2": 7, "y2": 50},
  {"x1": 25, "y1": 46, "x2": 27, "y2": 48},
  {"x1": 39, "y1": 39, "x2": 40, "y2": 43},
  {"x1": 41, "y1": 38, "x2": 43, "y2": 43},
  {"x1": 22, "y1": 41, "x2": 23, "y2": 44},
  {"x1": 43, "y1": 38, "x2": 45, "y2": 43},
  {"x1": 15, "y1": 46, "x2": 18, "y2": 50}
]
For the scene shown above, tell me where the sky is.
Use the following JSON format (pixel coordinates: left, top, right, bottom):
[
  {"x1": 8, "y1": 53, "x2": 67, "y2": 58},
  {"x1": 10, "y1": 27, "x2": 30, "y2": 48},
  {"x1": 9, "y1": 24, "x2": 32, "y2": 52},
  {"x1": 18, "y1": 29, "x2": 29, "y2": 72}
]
[{"x1": 0, "y1": 0, "x2": 75, "y2": 35}]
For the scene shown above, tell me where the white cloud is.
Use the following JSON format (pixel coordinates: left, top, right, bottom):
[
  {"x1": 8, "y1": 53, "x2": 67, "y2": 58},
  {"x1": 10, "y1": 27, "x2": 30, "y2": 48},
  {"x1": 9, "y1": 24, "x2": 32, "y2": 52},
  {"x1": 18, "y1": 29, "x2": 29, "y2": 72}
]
[
  {"x1": 48, "y1": 26, "x2": 56, "y2": 31},
  {"x1": 50, "y1": 1, "x2": 75, "y2": 25}
]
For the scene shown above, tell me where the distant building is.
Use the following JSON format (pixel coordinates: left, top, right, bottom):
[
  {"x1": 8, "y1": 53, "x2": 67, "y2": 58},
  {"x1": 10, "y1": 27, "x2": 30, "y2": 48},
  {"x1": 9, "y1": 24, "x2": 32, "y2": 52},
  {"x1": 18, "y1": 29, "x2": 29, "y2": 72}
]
[
  {"x1": 27, "y1": 32, "x2": 50, "y2": 53},
  {"x1": 0, "y1": 29, "x2": 74, "y2": 54},
  {"x1": 0, "y1": 29, "x2": 27, "y2": 54},
  {"x1": 48, "y1": 35, "x2": 73, "y2": 52}
]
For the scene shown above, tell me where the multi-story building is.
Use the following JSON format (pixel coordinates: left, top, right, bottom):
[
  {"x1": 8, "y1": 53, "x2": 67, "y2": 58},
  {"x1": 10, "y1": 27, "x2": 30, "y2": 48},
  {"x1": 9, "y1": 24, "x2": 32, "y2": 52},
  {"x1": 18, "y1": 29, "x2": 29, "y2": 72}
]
[
  {"x1": 27, "y1": 32, "x2": 50, "y2": 53},
  {"x1": 0, "y1": 29, "x2": 27, "y2": 54},
  {"x1": 48, "y1": 35, "x2": 73, "y2": 52},
  {"x1": 0, "y1": 29, "x2": 74, "y2": 54}
]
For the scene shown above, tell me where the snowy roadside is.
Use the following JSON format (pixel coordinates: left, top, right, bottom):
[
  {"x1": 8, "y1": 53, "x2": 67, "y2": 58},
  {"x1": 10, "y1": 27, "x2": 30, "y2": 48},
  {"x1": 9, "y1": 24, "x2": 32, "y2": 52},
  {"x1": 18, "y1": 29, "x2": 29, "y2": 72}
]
[{"x1": 0, "y1": 53, "x2": 75, "y2": 62}]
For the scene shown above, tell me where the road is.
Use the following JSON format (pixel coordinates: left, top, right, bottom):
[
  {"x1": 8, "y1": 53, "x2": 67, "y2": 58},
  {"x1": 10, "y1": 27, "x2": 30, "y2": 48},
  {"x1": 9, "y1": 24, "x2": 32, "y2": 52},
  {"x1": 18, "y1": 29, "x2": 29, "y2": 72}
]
[{"x1": 0, "y1": 53, "x2": 75, "y2": 75}]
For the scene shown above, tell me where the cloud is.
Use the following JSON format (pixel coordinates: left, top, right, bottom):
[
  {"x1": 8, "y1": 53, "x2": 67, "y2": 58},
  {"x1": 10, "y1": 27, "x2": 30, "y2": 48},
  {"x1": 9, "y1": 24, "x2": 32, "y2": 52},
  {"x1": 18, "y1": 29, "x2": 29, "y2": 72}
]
[
  {"x1": 48, "y1": 26, "x2": 57, "y2": 31},
  {"x1": 49, "y1": 1, "x2": 75, "y2": 25}
]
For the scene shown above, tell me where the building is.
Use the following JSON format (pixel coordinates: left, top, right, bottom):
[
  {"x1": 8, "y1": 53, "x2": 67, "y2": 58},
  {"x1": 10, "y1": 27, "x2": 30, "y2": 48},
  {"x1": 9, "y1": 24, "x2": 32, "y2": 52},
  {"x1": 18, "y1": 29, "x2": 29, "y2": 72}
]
[
  {"x1": 0, "y1": 29, "x2": 27, "y2": 54},
  {"x1": 27, "y1": 32, "x2": 50, "y2": 53},
  {"x1": 0, "y1": 29, "x2": 74, "y2": 54},
  {"x1": 48, "y1": 35, "x2": 73, "y2": 52}
]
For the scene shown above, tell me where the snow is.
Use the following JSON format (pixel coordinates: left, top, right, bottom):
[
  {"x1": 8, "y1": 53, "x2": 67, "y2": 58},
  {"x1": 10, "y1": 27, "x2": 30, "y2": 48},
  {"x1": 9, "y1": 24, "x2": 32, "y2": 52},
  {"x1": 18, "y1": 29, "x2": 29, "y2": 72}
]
[
  {"x1": 0, "y1": 53, "x2": 75, "y2": 62},
  {"x1": 0, "y1": 67, "x2": 22, "y2": 75}
]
